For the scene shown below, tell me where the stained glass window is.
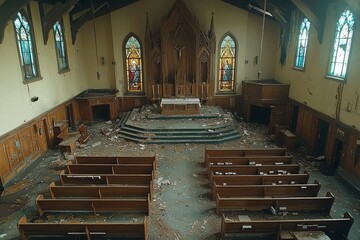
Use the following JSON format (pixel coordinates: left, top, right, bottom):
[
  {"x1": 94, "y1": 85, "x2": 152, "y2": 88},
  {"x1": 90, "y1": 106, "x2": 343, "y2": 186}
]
[
  {"x1": 329, "y1": 10, "x2": 355, "y2": 79},
  {"x1": 125, "y1": 35, "x2": 143, "y2": 93},
  {"x1": 218, "y1": 35, "x2": 236, "y2": 92},
  {"x1": 53, "y1": 20, "x2": 68, "y2": 71},
  {"x1": 294, "y1": 18, "x2": 310, "y2": 69},
  {"x1": 13, "y1": 10, "x2": 39, "y2": 79}
]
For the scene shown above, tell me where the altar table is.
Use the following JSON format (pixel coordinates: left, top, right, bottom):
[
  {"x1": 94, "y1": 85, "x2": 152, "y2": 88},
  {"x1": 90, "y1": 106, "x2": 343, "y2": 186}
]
[{"x1": 160, "y1": 98, "x2": 201, "y2": 115}]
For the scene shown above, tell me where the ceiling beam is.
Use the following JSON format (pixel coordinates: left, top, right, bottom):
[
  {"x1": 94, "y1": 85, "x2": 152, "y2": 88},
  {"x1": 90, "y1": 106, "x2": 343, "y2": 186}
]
[
  {"x1": 0, "y1": 0, "x2": 30, "y2": 44},
  {"x1": 40, "y1": 0, "x2": 79, "y2": 45},
  {"x1": 291, "y1": 0, "x2": 325, "y2": 43},
  {"x1": 70, "y1": 2, "x2": 107, "y2": 44},
  {"x1": 343, "y1": 0, "x2": 360, "y2": 16},
  {"x1": 255, "y1": 0, "x2": 287, "y2": 27},
  {"x1": 70, "y1": 9, "x2": 91, "y2": 44}
]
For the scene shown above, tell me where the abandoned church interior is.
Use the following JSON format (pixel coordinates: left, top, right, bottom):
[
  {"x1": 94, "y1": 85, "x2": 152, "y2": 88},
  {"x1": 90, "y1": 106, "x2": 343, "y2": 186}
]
[{"x1": 1, "y1": 0, "x2": 360, "y2": 239}]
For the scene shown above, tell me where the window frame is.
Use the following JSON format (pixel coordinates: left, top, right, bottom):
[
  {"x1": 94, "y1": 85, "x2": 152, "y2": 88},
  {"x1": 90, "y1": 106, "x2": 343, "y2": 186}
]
[
  {"x1": 217, "y1": 33, "x2": 237, "y2": 94},
  {"x1": 12, "y1": 6, "x2": 41, "y2": 83},
  {"x1": 123, "y1": 33, "x2": 144, "y2": 95},
  {"x1": 326, "y1": 9, "x2": 356, "y2": 81},
  {"x1": 293, "y1": 17, "x2": 311, "y2": 71},
  {"x1": 53, "y1": 19, "x2": 70, "y2": 74}
]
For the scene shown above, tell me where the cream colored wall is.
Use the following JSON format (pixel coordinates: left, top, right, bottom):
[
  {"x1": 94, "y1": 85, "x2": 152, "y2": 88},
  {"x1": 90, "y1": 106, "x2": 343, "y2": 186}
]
[
  {"x1": 80, "y1": 14, "x2": 116, "y2": 89},
  {"x1": 245, "y1": 14, "x2": 279, "y2": 82},
  {"x1": 109, "y1": 0, "x2": 280, "y2": 96},
  {"x1": 274, "y1": 3, "x2": 360, "y2": 129},
  {"x1": 0, "y1": 2, "x2": 89, "y2": 136}
]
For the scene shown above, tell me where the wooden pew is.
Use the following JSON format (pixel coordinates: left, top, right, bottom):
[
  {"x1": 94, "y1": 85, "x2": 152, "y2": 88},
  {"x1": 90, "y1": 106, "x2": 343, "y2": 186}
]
[
  {"x1": 208, "y1": 164, "x2": 300, "y2": 180},
  {"x1": 18, "y1": 216, "x2": 148, "y2": 240},
  {"x1": 36, "y1": 194, "x2": 150, "y2": 216},
  {"x1": 206, "y1": 156, "x2": 293, "y2": 170},
  {"x1": 215, "y1": 192, "x2": 335, "y2": 215},
  {"x1": 205, "y1": 148, "x2": 287, "y2": 163},
  {"x1": 212, "y1": 180, "x2": 321, "y2": 200},
  {"x1": 75, "y1": 155, "x2": 156, "y2": 165},
  {"x1": 220, "y1": 213, "x2": 354, "y2": 240},
  {"x1": 49, "y1": 182, "x2": 152, "y2": 199},
  {"x1": 60, "y1": 170, "x2": 153, "y2": 186},
  {"x1": 212, "y1": 172, "x2": 309, "y2": 187},
  {"x1": 67, "y1": 162, "x2": 155, "y2": 175}
]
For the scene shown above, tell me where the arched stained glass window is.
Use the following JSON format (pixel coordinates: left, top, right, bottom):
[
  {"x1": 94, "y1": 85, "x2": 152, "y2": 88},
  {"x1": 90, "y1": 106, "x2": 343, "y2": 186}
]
[
  {"x1": 125, "y1": 35, "x2": 143, "y2": 93},
  {"x1": 218, "y1": 34, "x2": 236, "y2": 92},
  {"x1": 13, "y1": 10, "x2": 39, "y2": 80},
  {"x1": 294, "y1": 18, "x2": 310, "y2": 69},
  {"x1": 329, "y1": 9, "x2": 355, "y2": 79},
  {"x1": 53, "y1": 20, "x2": 68, "y2": 71}
]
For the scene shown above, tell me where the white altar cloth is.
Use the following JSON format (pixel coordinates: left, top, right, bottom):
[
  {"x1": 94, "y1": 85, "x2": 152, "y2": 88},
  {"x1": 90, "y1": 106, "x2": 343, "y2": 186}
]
[{"x1": 160, "y1": 98, "x2": 201, "y2": 107}]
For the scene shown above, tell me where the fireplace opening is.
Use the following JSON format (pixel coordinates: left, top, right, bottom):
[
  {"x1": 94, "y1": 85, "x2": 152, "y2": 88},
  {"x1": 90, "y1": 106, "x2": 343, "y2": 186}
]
[
  {"x1": 250, "y1": 105, "x2": 271, "y2": 124},
  {"x1": 92, "y1": 104, "x2": 110, "y2": 121}
]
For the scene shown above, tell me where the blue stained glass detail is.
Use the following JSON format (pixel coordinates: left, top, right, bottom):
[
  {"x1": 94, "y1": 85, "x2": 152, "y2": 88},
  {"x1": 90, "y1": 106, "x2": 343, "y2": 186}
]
[
  {"x1": 53, "y1": 21, "x2": 68, "y2": 70},
  {"x1": 295, "y1": 18, "x2": 310, "y2": 69},
  {"x1": 329, "y1": 10, "x2": 355, "y2": 79},
  {"x1": 13, "y1": 11, "x2": 39, "y2": 79}
]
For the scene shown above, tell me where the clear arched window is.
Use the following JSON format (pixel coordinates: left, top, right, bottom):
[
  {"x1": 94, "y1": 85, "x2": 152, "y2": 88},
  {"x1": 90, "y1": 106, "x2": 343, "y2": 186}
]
[
  {"x1": 53, "y1": 20, "x2": 69, "y2": 71},
  {"x1": 218, "y1": 34, "x2": 236, "y2": 92},
  {"x1": 294, "y1": 18, "x2": 310, "y2": 69},
  {"x1": 13, "y1": 10, "x2": 40, "y2": 80},
  {"x1": 125, "y1": 35, "x2": 143, "y2": 93},
  {"x1": 329, "y1": 9, "x2": 355, "y2": 79}
]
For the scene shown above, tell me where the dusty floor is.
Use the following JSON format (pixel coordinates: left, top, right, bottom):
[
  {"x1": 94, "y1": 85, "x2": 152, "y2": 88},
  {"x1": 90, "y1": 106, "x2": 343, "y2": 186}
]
[{"x1": 0, "y1": 116, "x2": 360, "y2": 239}]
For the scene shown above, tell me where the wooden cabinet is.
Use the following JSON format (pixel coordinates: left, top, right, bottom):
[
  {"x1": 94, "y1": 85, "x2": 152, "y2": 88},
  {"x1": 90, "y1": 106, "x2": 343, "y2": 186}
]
[
  {"x1": 77, "y1": 96, "x2": 117, "y2": 122},
  {"x1": 242, "y1": 80, "x2": 289, "y2": 122}
]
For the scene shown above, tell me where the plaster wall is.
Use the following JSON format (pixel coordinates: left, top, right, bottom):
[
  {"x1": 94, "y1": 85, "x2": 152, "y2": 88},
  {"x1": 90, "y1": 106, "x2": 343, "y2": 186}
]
[
  {"x1": 274, "y1": 3, "x2": 360, "y2": 129},
  {"x1": 80, "y1": 14, "x2": 116, "y2": 90},
  {"x1": 0, "y1": 2, "x2": 89, "y2": 136}
]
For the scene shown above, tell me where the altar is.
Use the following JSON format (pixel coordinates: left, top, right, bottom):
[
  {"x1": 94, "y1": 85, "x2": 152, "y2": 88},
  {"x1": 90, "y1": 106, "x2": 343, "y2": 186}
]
[{"x1": 160, "y1": 98, "x2": 201, "y2": 115}]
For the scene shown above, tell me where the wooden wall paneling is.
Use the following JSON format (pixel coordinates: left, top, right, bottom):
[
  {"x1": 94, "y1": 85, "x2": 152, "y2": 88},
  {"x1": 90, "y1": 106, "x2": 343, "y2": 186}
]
[
  {"x1": 47, "y1": 106, "x2": 67, "y2": 145},
  {"x1": 4, "y1": 134, "x2": 23, "y2": 170},
  {"x1": 18, "y1": 126, "x2": 35, "y2": 163},
  {"x1": 47, "y1": 106, "x2": 67, "y2": 126},
  {"x1": 71, "y1": 100, "x2": 81, "y2": 125},
  {"x1": 0, "y1": 141, "x2": 11, "y2": 182},
  {"x1": 213, "y1": 96, "x2": 237, "y2": 110},
  {"x1": 296, "y1": 107, "x2": 319, "y2": 149},
  {"x1": 324, "y1": 123, "x2": 337, "y2": 166},
  {"x1": 109, "y1": 99, "x2": 118, "y2": 120},
  {"x1": 117, "y1": 97, "x2": 147, "y2": 113},
  {"x1": 31, "y1": 123, "x2": 41, "y2": 158},
  {"x1": 235, "y1": 95, "x2": 242, "y2": 115},
  {"x1": 35, "y1": 120, "x2": 48, "y2": 154},
  {"x1": 295, "y1": 106, "x2": 305, "y2": 136},
  {"x1": 341, "y1": 132, "x2": 360, "y2": 177},
  {"x1": 77, "y1": 100, "x2": 91, "y2": 122}
]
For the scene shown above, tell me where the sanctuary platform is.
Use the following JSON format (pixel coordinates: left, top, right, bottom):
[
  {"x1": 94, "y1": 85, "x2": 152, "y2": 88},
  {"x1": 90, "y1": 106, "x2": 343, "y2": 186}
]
[{"x1": 118, "y1": 105, "x2": 241, "y2": 144}]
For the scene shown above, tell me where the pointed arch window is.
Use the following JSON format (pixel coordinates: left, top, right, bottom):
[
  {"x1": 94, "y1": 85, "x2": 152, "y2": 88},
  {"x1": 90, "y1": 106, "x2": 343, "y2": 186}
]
[
  {"x1": 294, "y1": 18, "x2": 310, "y2": 69},
  {"x1": 53, "y1": 20, "x2": 69, "y2": 72},
  {"x1": 124, "y1": 35, "x2": 143, "y2": 93},
  {"x1": 328, "y1": 9, "x2": 355, "y2": 79},
  {"x1": 13, "y1": 10, "x2": 40, "y2": 80},
  {"x1": 218, "y1": 34, "x2": 236, "y2": 92}
]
